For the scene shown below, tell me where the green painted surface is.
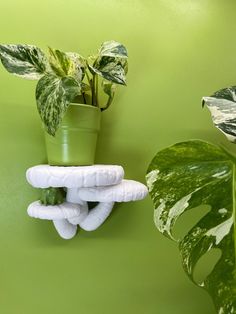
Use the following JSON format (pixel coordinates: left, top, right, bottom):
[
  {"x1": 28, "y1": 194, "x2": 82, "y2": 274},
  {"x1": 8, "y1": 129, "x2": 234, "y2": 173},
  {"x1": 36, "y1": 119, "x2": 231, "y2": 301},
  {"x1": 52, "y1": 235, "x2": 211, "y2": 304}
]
[{"x1": 0, "y1": 1, "x2": 236, "y2": 313}]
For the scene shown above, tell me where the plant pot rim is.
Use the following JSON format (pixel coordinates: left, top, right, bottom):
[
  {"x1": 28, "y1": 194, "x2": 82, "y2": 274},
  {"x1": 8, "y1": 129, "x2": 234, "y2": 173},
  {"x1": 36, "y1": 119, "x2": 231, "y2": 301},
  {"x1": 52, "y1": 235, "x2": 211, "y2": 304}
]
[{"x1": 69, "y1": 103, "x2": 101, "y2": 112}]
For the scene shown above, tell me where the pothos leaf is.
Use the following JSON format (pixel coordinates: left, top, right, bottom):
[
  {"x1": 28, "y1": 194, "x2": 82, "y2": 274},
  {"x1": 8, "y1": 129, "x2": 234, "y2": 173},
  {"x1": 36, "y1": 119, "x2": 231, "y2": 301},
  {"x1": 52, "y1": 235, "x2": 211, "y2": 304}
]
[
  {"x1": 102, "y1": 80, "x2": 116, "y2": 97},
  {"x1": 36, "y1": 74, "x2": 80, "y2": 136},
  {"x1": 66, "y1": 52, "x2": 86, "y2": 82},
  {"x1": 81, "y1": 82, "x2": 90, "y2": 92},
  {"x1": 0, "y1": 44, "x2": 48, "y2": 79},
  {"x1": 146, "y1": 140, "x2": 236, "y2": 313},
  {"x1": 99, "y1": 40, "x2": 128, "y2": 58},
  {"x1": 89, "y1": 56, "x2": 127, "y2": 85},
  {"x1": 202, "y1": 86, "x2": 236, "y2": 143},
  {"x1": 48, "y1": 47, "x2": 72, "y2": 77},
  {"x1": 48, "y1": 48, "x2": 85, "y2": 85},
  {"x1": 101, "y1": 80, "x2": 116, "y2": 110}
]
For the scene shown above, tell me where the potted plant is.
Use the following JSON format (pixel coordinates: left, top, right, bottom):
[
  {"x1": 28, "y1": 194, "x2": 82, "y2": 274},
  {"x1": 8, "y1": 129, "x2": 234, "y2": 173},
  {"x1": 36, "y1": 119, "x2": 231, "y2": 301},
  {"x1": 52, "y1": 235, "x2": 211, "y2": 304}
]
[
  {"x1": 0, "y1": 40, "x2": 128, "y2": 166},
  {"x1": 146, "y1": 86, "x2": 236, "y2": 313}
]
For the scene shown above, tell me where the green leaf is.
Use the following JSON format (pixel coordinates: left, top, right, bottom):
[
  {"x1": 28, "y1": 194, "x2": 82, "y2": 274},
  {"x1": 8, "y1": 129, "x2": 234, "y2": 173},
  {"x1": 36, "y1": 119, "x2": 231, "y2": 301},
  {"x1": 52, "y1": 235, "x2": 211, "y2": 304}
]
[
  {"x1": 146, "y1": 140, "x2": 236, "y2": 313},
  {"x1": 102, "y1": 80, "x2": 116, "y2": 97},
  {"x1": 48, "y1": 47, "x2": 72, "y2": 77},
  {"x1": 202, "y1": 86, "x2": 236, "y2": 142},
  {"x1": 88, "y1": 41, "x2": 128, "y2": 85},
  {"x1": 81, "y1": 82, "x2": 90, "y2": 92},
  {"x1": 48, "y1": 48, "x2": 85, "y2": 83},
  {"x1": 99, "y1": 40, "x2": 128, "y2": 58},
  {"x1": 89, "y1": 56, "x2": 127, "y2": 85},
  {"x1": 0, "y1": 44, "x2": 48, "y2": 79},
  {"x1": 66, "y1": 52, "x2": 86, "y2": 82},
  {"x1": 101, "y1": 80, "x2": 116, "y2": 110},
  {"x1": 36, "y1": 74, "x2": 80, "y2": 136}
]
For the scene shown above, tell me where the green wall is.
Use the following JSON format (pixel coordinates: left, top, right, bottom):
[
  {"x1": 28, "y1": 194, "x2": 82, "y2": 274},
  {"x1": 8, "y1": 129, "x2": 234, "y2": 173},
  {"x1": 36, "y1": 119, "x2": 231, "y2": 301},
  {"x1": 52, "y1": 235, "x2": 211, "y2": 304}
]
[{"x1": 0, "y1": 1, "x2": 235, "y2": 313}]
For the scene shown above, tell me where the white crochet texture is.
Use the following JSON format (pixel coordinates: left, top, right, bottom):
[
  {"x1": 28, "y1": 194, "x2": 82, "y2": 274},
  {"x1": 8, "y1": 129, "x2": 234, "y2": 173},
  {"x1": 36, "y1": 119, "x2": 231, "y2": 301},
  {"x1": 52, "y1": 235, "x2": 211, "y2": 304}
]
[
  {"x1": 26, "y1": 165, "x2": 148, "y2": 240},
  {"x1": 27, "y1": 164, "x2": 124, "y2": 188}
]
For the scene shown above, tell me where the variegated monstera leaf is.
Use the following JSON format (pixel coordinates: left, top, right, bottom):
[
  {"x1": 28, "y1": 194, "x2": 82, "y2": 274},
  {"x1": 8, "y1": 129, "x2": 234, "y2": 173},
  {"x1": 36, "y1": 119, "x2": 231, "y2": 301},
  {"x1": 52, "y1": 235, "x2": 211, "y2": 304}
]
[
  {"x1": 89, "y1": 40, "x2": 128, "y2": 85},
  {"x1": 146, "y1": 140, "x2": 236, "y2": 314},
  {"x1": 202, "y1": 86, "x2": 236, "y2": 142}
]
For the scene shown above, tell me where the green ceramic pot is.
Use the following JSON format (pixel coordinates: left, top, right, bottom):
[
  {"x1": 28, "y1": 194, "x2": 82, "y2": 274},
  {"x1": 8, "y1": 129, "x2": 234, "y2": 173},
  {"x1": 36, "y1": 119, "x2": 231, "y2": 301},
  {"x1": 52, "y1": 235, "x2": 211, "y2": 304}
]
[{"x1": 44, "y1": 103, "x2": 101, "y2": 166}]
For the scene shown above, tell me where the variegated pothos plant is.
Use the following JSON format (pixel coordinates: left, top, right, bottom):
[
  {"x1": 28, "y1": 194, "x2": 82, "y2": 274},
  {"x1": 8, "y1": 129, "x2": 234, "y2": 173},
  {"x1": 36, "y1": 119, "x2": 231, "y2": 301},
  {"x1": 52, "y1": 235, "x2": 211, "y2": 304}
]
[
  {"x1": 0, "y1": 41, "x2": 128, "y2": 136},
  {"x1": 146, "y1": 86, "x2": 236, "y2": 314}
]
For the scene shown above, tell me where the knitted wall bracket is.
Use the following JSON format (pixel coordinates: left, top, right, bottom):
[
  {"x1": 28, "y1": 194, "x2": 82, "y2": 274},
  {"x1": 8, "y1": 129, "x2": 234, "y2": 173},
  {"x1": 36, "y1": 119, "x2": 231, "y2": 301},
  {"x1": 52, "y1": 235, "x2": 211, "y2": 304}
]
[{"x1": 26, "y1": 165, "x2": 148, "y2": 239}]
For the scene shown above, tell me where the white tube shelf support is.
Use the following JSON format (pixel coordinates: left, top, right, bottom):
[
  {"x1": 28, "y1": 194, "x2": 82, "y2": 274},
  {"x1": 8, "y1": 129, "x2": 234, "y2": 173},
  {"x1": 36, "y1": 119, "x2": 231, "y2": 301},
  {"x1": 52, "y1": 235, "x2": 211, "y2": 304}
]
[{"x1": 26, "y1": 165, "x2": 148, "y2": 240}]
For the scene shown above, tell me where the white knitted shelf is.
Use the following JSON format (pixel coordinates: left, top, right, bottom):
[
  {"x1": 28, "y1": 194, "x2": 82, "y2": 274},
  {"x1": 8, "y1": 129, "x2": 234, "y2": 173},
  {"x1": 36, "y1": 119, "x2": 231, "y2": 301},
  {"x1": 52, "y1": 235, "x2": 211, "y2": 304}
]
[{"x1": 26, "y1": 165, "x2": 148, "y2": 240}]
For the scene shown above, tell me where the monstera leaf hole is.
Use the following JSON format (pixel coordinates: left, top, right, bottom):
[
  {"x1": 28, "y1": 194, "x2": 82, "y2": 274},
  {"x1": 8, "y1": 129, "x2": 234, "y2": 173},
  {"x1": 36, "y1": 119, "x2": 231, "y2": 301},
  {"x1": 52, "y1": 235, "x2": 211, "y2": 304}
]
[
  {"x1": 173, "y1": 204, "x2": 210, "y2": 239},
  {"x1": 171, "y1": 203, "x2": 222, "y2": 285},
  {"x1": 163, "y1": 202, "x2": 221, "y2": 286},
  {"x1": 193, "y1": 248, "x2": 221, "y2": 285}
]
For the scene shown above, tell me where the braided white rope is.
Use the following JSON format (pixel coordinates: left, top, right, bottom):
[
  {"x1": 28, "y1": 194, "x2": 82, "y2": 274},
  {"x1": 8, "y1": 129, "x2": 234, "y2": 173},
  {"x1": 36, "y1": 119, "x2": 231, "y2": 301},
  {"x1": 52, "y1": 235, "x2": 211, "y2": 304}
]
[{"x1": 26, "y1": 165, "x2": 148, "y2": 239}]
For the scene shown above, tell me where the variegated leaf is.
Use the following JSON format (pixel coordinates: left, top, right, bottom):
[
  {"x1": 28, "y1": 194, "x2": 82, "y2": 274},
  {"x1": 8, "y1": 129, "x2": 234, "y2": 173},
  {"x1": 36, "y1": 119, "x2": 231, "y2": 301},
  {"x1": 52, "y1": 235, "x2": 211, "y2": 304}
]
[
  {"x1": 146, "y1": 140, "x2": 236, "y2": 313},
  {"x1": 48, "y1": 48, "x2": 85, "y2": 85},
  {"x1": 66, "y1": 52, "x2": 86, "y2": 82},
  {"x1": 101, "y1": 80, "x2": 116, "y2": 110},
  {"x1": 202, "y1": 86, "x2": 236, "y2": 142},
  {"x1": 48, "y1": 47, "x2": 72, "y2": 77},
  {"x1": 0, "y1": 44, "x2": 48, "y2": 80},
  {"x1": 99, "y1": 40, "x2": 128, "y2": 58},
  {"x1": 36, "y1": 74, "x2": 80, "y2": 136},
  {"x1": 89, "y1": 56, "x2": 127, "y2": 85},
  {"x1": 81, "y1": 82, "x2": 90, "y2": 92}
]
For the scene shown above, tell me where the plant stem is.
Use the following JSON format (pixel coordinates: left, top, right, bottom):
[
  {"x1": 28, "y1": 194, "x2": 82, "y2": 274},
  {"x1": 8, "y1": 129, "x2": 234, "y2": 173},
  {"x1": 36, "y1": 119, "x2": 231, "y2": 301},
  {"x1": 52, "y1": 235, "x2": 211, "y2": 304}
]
[
  {"x1": 85, "y1": 70, "x2": 94, "y2": 105},
  {"x1": 91, "y1": 74, "x2": 96, "y2": 106},
  {"x1": 85, "y1": 70, "x2": 92, "y2": 89},
  {"x1": 95, "y1": 74, "x2": 99, "y2": 108},
  {"x1": 233, "y1": 164, "x2": 236, "y2": 260},
  {"x1": 82, "y1": 92, "x2": 86, "y2": 104},
  {"x1": 40, "y1": 187, "x2": 66, "y2": 205}
]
